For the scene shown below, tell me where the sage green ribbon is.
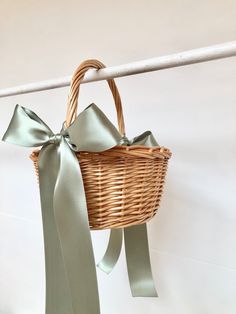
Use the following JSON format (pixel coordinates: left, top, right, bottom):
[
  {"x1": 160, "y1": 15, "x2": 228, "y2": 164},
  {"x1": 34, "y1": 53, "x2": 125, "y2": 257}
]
[
  {"x1": 2, "y1": 103, "x2": 158, "y2": 314},
  {"x1": 2, "y1": 103, "x2": 122, "y2": 314},
  {"x1": 98, "y1": 131, "x2": 158, "y2": 297}
]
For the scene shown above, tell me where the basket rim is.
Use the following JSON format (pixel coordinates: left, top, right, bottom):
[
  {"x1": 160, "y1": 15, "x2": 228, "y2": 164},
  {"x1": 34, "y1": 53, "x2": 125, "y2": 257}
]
[{"x1": 30, "y1": 145, "x2": 171, "y2": 161}]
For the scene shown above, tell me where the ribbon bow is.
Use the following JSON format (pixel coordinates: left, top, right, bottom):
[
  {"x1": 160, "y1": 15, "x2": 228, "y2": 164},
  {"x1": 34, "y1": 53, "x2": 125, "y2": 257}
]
[{"x1": 3, "y1": 104, "x2": 158, "y2": 314}]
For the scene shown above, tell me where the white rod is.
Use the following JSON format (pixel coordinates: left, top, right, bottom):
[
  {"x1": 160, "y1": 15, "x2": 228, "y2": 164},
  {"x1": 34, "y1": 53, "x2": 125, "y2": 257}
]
[{"x1": 0, "y1": 41, "x2": 236, "y2": 98}]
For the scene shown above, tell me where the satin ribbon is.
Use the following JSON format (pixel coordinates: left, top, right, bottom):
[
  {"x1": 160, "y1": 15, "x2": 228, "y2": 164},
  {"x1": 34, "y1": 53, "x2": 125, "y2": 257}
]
[
  {"x1": 98, "y1": 131, "x2": 158, "y2": 297},
  {"x1": 3, "y1": 103, "x2": 158, "y2": 314}
]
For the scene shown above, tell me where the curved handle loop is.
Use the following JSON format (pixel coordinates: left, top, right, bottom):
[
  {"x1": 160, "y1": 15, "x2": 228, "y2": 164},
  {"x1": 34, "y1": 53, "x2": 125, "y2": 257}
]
[{"x1": 66, "y1": 59, "x2": 126, "y2": 136}]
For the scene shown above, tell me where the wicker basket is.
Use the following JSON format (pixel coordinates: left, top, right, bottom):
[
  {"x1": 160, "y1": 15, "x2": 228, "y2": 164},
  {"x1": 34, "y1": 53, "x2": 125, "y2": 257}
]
[{"x1": 30, "y1": 60, "x2": 171, "y2": 230}]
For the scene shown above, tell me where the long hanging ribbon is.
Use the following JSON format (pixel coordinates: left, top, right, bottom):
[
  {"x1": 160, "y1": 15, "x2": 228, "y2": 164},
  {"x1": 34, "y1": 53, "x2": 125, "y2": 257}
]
[
  {"x1": 97, "y1": 227, "x2": 157, "y2": 297},
  {"x1": 97, "y1": 131, "x2": 158, "y2": 297},
  {"x1": 3, "y1": 103, "x2": 158, "y2": 313}
]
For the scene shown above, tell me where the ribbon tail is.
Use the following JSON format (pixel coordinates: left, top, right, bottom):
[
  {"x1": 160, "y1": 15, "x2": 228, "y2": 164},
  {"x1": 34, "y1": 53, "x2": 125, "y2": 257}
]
[
  {"x1": 97, "y1": 229, "x2": 123, "y2": 274},
  {"x1": 53, "y1": 138, "x2": 100, "y2": 314},
  {"x1": 38, "y1": 144, "x2": 73, "y2": 314},
  {"x1": 124, "y1": 223, "x2": 158, "y2": 297}
]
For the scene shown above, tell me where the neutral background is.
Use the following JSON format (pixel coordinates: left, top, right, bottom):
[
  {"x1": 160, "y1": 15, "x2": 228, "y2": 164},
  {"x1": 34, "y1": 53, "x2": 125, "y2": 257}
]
[{"x1": 0, "y1": 1, "x2": 236, "y2": 313}]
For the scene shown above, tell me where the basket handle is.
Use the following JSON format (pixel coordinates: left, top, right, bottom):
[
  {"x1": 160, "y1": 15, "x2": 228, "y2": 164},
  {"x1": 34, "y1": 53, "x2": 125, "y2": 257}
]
[{"x1": 66, "y1": 59, "x2": 126, "y2": 136}]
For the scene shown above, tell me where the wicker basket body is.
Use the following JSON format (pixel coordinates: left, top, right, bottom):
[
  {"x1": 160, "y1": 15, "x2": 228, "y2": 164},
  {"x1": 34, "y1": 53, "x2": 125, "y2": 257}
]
[
  {"x1": 30, "y1": 60, "x2": 171, "y2": 230},
  {"x1": 31, "y1": 145, "x2": 171, "y2": 230}
]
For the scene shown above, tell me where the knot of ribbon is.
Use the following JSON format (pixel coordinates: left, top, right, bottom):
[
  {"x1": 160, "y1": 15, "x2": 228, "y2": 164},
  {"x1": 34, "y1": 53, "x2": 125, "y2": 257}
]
[
  {"x1": 48, "y1": 133, "x2": 64, "y2": 144},
  {"x1": 2, "y1": 103, "x2": 158, "y2": 314}
]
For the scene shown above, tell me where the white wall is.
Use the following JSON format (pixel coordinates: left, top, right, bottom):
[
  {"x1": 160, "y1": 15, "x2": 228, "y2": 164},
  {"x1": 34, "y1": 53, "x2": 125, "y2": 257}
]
[{"x1": 0, "y1": 1, "x2": 236, "y2": 313}]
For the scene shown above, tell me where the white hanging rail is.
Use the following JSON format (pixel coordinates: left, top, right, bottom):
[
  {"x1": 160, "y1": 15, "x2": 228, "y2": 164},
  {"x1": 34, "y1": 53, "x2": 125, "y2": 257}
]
[{"x1": 0, "y1": 41, "x2": 236, "y2": 98}]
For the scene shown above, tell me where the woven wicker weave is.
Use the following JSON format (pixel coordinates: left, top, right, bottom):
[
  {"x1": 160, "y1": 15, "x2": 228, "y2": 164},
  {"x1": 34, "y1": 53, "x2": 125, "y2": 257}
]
[{"x1": 30, "y1": 60, "x2": 171, "y2": 230}]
